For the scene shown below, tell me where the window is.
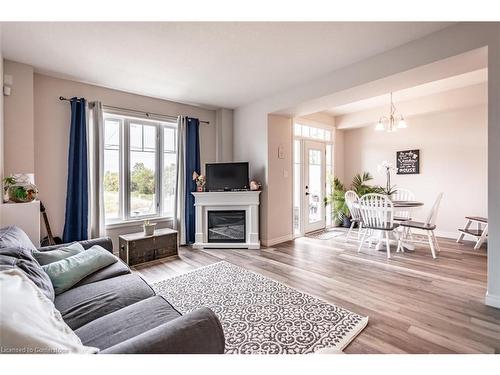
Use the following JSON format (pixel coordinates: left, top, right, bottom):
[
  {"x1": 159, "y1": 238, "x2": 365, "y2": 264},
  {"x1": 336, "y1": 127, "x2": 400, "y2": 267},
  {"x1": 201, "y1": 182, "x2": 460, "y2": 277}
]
[
  {"x1": 294, "y1": 123, "x2": 332, "y2": 141},
  {"x1": 103, "y1": 112, "x2": 177, "y2": 224}
]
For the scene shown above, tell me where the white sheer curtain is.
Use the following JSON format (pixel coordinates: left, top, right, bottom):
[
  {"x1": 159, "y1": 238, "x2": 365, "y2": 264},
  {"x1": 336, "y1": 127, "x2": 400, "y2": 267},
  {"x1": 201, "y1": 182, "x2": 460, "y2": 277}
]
[
  {"x1": 87, "y1": 101, "x2": 105, "y2": 238},
  {"x1": 174, "y1": 116, "x2": 187, "y2": 245}
]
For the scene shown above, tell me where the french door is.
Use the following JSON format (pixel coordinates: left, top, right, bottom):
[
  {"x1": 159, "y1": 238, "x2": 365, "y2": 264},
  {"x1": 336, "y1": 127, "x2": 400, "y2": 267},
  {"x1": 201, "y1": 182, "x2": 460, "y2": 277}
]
[{"x1": 303, "y1": 140, "x2": 326, "y2": 233}]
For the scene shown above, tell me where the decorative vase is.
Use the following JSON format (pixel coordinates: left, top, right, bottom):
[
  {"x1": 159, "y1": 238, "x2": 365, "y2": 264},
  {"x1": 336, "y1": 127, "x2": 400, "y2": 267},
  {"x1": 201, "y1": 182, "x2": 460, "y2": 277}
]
[
  {"x1": 143, "y1": 223, "x2": 157, "y2": 236},
  {"x1": 196, "y1": 185, "x2": 204, "y2": 192}
]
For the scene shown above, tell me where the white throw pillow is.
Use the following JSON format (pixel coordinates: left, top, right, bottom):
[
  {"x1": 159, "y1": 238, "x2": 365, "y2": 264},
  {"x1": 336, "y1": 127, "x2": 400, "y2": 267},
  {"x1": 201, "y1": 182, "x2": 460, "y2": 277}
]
[{"x1": 0, "y1": 268, "x2": 99, "y2": 354}]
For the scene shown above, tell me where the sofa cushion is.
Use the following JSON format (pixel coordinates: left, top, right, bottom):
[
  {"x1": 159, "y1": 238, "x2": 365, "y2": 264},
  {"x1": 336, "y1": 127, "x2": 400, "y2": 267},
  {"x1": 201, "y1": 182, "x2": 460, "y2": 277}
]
[
  {"x1": 0, "y1": 247, "x2": 55, "y2": 301},
  {"x1": 54, "y1": 274, "x2": 155, "y2": 330},
  {"x1": 42, "y1": 246, "x2": 118, "y2": 295},
  {"x1": 73, "y1": 259, "x2": 131, "y2": 288},
  {"x1": 75, "y1": 296, "x2": 181, "y2": 349},
  {"x1": 33, "y1": 242, "x2": 85, "y2": 265},
  {"x1": 0, "y1": 226, "x2": 36, "y2": 251},
  {"x1": 0, "y1": 268, "x2": 98, "y2": 354}
]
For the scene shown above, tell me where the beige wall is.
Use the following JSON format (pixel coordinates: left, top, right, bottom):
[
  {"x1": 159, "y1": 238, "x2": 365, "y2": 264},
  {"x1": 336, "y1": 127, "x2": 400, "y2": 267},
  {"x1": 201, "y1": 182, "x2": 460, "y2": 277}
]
[
  {"x1": 33, "y1": 73, "x2": 218, "y2": 246},
  {"x1": 342, "y1": 104, "x2": 487, "y2": 237},
  {"x1": 215, "y1": 108, "x2": 234, "y2": 162},
  {"x1": 265, "y1": 114, "x2": 293, "y2": 244},
  {"x1": 3, "y1": 60, "x2": 35, "y2": 177}
]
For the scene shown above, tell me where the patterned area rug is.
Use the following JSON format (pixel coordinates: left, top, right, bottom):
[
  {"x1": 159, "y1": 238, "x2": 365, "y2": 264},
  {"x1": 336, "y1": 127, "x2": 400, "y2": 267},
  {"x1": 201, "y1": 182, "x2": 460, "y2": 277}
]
[
  {"x1": 306, "y1": 228, "x2": 345, "y2": 240},
  {"x1": 153, "y1": 261, "x2": 368, "y2": 354}
]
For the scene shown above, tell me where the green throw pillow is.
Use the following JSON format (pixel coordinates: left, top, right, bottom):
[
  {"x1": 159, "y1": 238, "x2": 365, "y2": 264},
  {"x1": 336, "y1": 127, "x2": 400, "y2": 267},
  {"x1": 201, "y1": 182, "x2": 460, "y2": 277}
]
[
  {"x1": 33, "y1": 242, "x2": 85, "y2": 265},
  {"x1": 42, "y1": 245, "x2": 118, "y2": 295}
]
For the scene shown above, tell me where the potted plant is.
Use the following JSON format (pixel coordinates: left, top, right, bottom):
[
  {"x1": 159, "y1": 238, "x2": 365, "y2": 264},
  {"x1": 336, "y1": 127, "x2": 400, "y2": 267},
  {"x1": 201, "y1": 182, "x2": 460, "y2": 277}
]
[
  {"x1": 325, "y1": 177, "x2": 351, "y2": 227},
  {"x1": 143, "y1": 220, "x2": 156, "y2": 236},
  {"x1": 377, "y1": 161, "x2": 398, "y2": 196},
  {"x1": 325, "y1": 172, "x2": 383, "y2": 227},
  {"x1": 2, "y1": 175, "x2": 38, "y2": 203}
]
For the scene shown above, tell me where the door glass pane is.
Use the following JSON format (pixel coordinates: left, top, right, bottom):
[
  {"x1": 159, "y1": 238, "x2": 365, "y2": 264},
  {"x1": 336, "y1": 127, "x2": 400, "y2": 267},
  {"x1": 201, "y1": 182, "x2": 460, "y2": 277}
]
[
  {"x1": 162, "y1": 127, "x2": 177, "y2": 217},
  {"x1": 130, "y1": 124, "x2": 157, "y2": 217},
  {"x1": 103, "y1": 119, "x2": 120, "y2": 221},
  {"x1": 308, "y1": 149, "x2": 322, "y2": 224}
]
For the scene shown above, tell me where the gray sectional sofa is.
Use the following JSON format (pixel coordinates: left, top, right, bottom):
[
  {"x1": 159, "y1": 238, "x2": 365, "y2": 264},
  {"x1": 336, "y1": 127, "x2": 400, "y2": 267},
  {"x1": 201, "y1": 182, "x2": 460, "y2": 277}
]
[{"x1": 0, "y1": 227, "x2": 225, "y2": 354}]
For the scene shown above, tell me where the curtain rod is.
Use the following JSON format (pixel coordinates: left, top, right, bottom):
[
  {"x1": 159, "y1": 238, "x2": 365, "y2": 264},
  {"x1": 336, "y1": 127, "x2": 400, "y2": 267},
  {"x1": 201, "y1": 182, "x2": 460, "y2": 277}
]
[{"x1": 59, "y1": 96, "x2": 210, "y2": 124}]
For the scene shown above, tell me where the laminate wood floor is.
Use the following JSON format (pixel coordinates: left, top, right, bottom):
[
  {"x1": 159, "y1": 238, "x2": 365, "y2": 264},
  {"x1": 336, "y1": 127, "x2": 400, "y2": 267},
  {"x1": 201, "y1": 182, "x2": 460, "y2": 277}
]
[{"x1": 133, "y1": 231, "x2": 500, "y2": 354}]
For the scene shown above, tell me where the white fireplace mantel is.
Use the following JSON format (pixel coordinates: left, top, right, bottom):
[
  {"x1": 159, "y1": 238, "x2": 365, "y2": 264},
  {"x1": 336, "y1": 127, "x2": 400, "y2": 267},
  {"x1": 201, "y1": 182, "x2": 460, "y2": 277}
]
[{"x1": 192, "y1": 191, "x2": 261, "y2": 249}]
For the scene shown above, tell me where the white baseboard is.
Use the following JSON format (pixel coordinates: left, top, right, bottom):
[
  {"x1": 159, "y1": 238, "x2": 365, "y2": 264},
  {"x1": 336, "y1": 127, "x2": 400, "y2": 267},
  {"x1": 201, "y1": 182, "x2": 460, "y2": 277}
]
[
  {"x1": 485, "y1": 292, "x2": 500, "y2": 309},
  {"x1": 435, "y1": 230, "x2": 459, "y2": 239},
  {"x1": 262, "y1": 234, "x2": 294, "y2": 247}
]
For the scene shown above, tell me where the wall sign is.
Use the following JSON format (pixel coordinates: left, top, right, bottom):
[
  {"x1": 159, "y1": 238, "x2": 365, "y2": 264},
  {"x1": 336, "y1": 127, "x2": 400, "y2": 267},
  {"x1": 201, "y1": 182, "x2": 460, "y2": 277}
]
[{"x1": 396, "y1": 149, "x2": 420, "y2": 174}]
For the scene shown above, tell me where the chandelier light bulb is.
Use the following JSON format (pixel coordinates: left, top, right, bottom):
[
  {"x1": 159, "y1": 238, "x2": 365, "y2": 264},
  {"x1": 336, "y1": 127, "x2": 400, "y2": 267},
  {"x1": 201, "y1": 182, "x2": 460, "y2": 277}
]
[
  {"x1": 397, "y1": 118, "x2": 407, "y2": 129},
  {"x1": 375, "y1": 121, "x2": 385, "y2": 131}
]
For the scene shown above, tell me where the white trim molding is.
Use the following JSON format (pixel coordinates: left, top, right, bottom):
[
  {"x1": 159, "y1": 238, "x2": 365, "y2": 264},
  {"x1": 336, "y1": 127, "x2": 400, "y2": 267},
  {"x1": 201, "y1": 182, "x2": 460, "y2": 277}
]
[
  {"x1": 262, "y1": 234, "x2": 294, "y2": 247},
  {"x1": 485, "y1": 292, "x2": 500, "y2": 309}
]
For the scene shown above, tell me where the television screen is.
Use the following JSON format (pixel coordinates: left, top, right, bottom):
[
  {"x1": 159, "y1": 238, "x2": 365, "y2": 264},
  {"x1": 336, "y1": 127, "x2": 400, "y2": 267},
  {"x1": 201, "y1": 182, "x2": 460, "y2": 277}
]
[{"x1": 205, "y1": 162, "x2": 249, "y2": 191}]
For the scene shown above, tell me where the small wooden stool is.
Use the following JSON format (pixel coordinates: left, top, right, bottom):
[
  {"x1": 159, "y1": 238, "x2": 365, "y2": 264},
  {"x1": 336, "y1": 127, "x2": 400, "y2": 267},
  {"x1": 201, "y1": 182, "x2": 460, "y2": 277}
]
[{"x1": 457, "y1": 216, "x2": 488, "y2": 250}]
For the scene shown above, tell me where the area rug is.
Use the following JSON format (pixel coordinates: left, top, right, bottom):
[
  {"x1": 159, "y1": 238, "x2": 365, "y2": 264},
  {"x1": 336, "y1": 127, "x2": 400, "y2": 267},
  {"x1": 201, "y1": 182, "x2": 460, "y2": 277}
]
[
  {"x1": 305, "y1": 228, "x2": 345, "y2": 240},
  {"x1": 153, "y1": 261, "x2": 368, "y2": 354}
]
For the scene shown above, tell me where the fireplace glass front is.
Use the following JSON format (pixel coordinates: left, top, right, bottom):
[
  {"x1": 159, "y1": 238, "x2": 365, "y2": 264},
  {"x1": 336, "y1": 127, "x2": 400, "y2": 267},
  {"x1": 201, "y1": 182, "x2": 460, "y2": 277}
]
[{"x1": 207, "y1": 210, "x2": 246, "y2": 243}]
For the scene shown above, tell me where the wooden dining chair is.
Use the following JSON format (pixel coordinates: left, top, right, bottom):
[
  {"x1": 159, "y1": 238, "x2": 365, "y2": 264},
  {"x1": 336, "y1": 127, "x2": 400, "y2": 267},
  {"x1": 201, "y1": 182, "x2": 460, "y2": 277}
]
[
  {"x1": 396, "y1": 193, "x2": 444, "y2": 259},
  {"x1": 358, "y1": 193, "x2": 397, "y2": 259},
  {"x1": 344, "y1": 190, "x2": 363, "y2": 242}
]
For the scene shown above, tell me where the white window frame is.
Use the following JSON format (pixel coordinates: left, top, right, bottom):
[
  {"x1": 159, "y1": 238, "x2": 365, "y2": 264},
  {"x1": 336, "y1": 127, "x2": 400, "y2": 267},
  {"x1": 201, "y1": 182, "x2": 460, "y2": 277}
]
[{"x1": 103, "y1": 111, "x2": 177, "y2": 227}]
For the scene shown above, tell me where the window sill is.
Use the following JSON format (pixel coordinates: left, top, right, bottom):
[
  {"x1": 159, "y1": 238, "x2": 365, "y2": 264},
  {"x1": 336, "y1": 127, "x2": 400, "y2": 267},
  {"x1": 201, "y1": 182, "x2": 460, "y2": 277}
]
[{"x1": 105, "y1": 216, "x2": 174, "y2": 230}]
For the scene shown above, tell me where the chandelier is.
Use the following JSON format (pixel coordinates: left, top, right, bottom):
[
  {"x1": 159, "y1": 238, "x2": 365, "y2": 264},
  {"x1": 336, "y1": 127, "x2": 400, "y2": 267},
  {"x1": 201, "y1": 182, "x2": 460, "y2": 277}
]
[{"x1": 375, "y1": 92, "x2": 407, "y2": 132}]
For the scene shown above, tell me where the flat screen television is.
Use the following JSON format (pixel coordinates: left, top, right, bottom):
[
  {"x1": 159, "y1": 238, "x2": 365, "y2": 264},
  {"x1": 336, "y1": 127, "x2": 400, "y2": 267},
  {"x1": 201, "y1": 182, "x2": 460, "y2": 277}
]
[{"x1": 205, "y1": 162, "x2": 249, "y2": 192}]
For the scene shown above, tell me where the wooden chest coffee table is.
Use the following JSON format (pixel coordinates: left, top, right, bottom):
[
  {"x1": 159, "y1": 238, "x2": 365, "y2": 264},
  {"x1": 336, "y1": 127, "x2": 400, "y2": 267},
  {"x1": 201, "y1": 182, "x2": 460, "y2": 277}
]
[{"x1": 119, "y1": 228, "x2": 178, "y2": 266}]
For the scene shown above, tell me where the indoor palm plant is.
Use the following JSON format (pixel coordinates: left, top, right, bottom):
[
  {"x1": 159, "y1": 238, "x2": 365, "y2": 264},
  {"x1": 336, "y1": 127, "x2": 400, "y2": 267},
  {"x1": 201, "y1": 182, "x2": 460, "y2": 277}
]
[{"x1": 325, "y1": 172, "x2": 383, "y2": 226}]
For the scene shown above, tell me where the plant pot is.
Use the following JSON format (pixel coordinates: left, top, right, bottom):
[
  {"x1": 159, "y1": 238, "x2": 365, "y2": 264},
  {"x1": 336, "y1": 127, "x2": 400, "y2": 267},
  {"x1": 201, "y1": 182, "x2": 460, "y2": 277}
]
[
  {"x1": 196, "y1": 186, "x2": 204, "y2": 192},
  {"x1": 342, "y1": 216, "x2": 352, "y2": 228},
  {"x1": 143, "y1": 223, "x2": 157, "y2": 236}
]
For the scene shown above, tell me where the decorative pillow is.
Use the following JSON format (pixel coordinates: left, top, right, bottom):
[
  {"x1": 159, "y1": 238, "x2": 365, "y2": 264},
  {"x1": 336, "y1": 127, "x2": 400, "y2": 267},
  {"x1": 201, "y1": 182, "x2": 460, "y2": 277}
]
[
  {"x1": 0, "y1": 225, "x2": 36, "y2": 251},
  {"x1": 42, "y1": 245, "x2": 118, "y2": 295},
  {"x1": 0, "y1": 247, "x2": 55, "y2": 301},
  {"x1": 33, "y1": 242, "x2": 85, "y2": 266},
  {"x1": 0, "y1": 268, "x2": 99, "y2": 354}
]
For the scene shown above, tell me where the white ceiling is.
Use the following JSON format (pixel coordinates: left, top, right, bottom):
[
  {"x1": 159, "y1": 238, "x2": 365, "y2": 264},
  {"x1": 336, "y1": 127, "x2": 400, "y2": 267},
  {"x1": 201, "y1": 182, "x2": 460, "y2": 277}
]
[
  {"x1": 0, "y1": 22, "x2": 453, "y2": 109},
  {"x1": 326, "y1": 68, "x2": 488, "y2": 116}
]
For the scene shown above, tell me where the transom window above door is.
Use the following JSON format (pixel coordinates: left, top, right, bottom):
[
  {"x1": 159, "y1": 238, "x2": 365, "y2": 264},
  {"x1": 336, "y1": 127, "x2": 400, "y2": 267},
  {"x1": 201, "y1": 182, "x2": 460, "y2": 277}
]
[
  {"x1": 103, "y1": 111, "x2": 177, "y2": 225},
  {"x1": 294, "y1": 123, "x2": 332, "y2": 141}
]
